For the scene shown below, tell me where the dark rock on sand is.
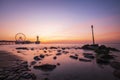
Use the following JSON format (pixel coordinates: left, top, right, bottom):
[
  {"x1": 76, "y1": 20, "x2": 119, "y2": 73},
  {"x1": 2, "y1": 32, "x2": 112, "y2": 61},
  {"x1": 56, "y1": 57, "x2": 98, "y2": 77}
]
[
  {"x1": 61, "y1": 47, "x2": 66, "y2": 50},
  {"x1": 57, "y1": 63, "x2": 60, "y2": 66},
  {"x1": 108, "y1": 47, "x2": 120, "y2": 52},
  {"x1": 16, "y1": 47, "x2": 29, "y2": 50},
  {"x1": 34, "y1": 64, "x2": 56, "y2": 71},
  {"x1": 96, "y1": 53, "x2": 114, "y2": 65},
  {"x1": 81, "y1": 44, "x2": 99, "y2": 50},
  {"x1": 57, "y1": 50, "x2": 61, "y2": 52},
  {"x1": 44, "y1": 50, "x2": 47, "y2": 53},
  {"x1": 56, "y1": 53, "x2": 61, "y2": 55},
  {"x1": 53, "y1": 56, "x2": 57, "y2": 60},
  {"x1": 17, "y1": 51, "x2": 21, "y2": 53},
  {"x1": 31, "y1": 48, "x2": 34, "y2": 50},
  {"x1": 79, "y1": 58, "x2": 91, "y2": 62},
  {"x1": 100, "y1": 54, "x2": 114, "y2": 59},
  {"x1": 63, "y1": 51, "x2": 69, "y2": 54},
  {"x1": 95, "y1": 45, "x2": 110, "y2": 54},
  {"x1": 40, "y1": 54, "x2": 45, "y2": 58},
  {"x1": 34, "y1": 56, "x2": 41, "y2": 61},
  {"x1": 96, "y1": 58, "x2": 110, "y2": 65},
  {"x1": 70, "y1": 55, "x2": 78, "y2": 60},
  {"x1": 50, "y1": 47, "x2": 58, "y2": 49},
  {"x1": 83, "y1": 53, "x2": 95, "y2": 59},
  {"x1": 30, "y1": 61, "x2": 37, "y2": 65}
]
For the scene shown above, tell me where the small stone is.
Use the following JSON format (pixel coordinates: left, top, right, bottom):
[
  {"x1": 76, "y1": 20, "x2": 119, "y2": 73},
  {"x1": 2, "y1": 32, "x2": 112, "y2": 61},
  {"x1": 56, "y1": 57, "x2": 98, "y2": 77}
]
[
  {"x1": 53, "y1": 56, "x2": 57, "y2": 60},
  {"x1": 79, "y1": 58, "x2": 91, "y2": 62},
  {"x1": 34, "y1": 64, "x2": 56, "y2": 71},
  {"x1": 30, "y1": 61, "x2": 36, "y2": 65},
  {"x1": 34, "y1": 56, "x2": 41, "y2": 61},
  {"x1": 57, "y1": 63, "x2": 60, "y2": 66},
  {"x1": 56, "y1": 53, "x2": 61, "y2": 55},
  {"x1": 40, "y1": 54, "x2": 45, "y2": 58},
  {"x1": 70, "y1": 55, "x2": 78, "y2": 60},
  {"x1": 31, "y1": 48, "x2": 34, "y2": 50}
]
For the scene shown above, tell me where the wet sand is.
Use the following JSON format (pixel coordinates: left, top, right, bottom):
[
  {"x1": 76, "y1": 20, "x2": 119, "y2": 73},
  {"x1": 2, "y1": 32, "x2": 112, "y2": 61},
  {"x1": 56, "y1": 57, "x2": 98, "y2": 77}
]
[
  {"x1": 0, "y1": 50, "x2": 36, "y2": 80},
  {"x1": 0, "y1": 50, "x2": 23, "y2": 67}
]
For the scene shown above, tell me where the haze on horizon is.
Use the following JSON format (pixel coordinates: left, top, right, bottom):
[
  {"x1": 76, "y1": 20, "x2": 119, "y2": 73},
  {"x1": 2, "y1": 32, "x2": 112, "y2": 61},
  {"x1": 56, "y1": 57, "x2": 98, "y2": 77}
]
[{"x1": 0, "y1": 0, "x2": 120, "y2": 44}]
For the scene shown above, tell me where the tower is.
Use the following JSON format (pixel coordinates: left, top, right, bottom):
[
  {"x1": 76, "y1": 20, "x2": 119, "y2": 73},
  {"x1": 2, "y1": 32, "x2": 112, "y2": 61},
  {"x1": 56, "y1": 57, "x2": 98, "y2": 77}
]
[
  {"x1": 35, "y1": 36, "x2": 40, "y2": 44},
  {"x1": 36, "y1": 36, "x2": 39, "y2": 42},
  {"x1": 91, "y1": 25, "x2": 95, "y2": 45}
]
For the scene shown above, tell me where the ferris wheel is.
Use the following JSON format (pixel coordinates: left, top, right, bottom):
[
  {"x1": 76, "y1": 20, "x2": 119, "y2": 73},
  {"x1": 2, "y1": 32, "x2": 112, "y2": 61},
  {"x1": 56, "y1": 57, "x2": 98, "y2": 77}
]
[{"x1": 15, "y1": 33, "x2": 26, "y2": 42}]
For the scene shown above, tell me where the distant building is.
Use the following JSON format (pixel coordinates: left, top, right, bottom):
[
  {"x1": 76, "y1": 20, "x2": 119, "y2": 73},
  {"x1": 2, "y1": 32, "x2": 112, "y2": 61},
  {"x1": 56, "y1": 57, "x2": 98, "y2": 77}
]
[{"x1": 35, "y1": 36, "x2": 40, "y2": 44}]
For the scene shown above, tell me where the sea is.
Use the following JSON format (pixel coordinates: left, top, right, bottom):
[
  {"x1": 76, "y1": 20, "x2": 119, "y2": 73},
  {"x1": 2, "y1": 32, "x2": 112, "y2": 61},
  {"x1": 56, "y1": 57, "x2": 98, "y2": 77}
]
[{"x1": 0, "y1": 43, "x2": 120, "y2": 80}]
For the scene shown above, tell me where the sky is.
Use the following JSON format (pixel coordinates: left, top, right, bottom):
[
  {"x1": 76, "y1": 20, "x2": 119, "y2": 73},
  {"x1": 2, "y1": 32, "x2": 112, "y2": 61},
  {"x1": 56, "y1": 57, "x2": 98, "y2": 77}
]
[{"x1": 0, "y1": 0, "x2": 120, "y2": 43}]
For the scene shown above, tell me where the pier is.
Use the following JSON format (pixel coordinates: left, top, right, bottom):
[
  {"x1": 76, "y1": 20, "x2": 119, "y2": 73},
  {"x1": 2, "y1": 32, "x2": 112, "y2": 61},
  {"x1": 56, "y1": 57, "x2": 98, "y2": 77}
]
[{"x1": 0, "y1": 40, "x2": 15, "y2": 45}]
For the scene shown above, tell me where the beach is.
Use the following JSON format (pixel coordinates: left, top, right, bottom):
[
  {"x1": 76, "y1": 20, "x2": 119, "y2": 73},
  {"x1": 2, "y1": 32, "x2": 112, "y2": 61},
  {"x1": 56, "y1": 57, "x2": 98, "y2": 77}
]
[
  {"x1": 0, "y1": 44, "x2": 120, "y2": 80},
  {"x1": 0, "y1": 50, "x2": 36, "y2": 80},
  {"x1": 0, "y1": 50, "x2": 23, "y2": 67}
]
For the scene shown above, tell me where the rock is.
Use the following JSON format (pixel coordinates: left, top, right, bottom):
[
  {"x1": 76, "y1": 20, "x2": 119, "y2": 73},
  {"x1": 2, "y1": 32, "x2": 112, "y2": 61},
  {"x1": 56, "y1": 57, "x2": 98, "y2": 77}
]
[
  {"x1": 53, "y1": 56, "x2": 57, "y2": 60},
  {"x1": 30, "y1": 61, "x2": 36, "y2": 65},
  {"x1": 79, "y1": 58, "x2": 91, "y2": 62},
  {"x1": 95, "y1": 45, "x2": 110, "y2": 54},
  {"x1": 70, "y1": 55, "x2": 78, "y2": 60},
  {"x1": 34, "y1": 56, "x2": 41, "y2": 61},
  {"x1": 83, "y1": 53, "x2": 95, "y2": 59},
  {"x1": 57, "y1": 63, "x2": 60, "y2": 66},
  {"x1": 44, "y1": 51, "x2": 47, "y2": 53},
  {"x1": 39, "y1": 54, "x2": 45, "y2": 58},
  {"x1": 34, "y1": 64, "x2": 56, "y2": 71},
  {"x1": 56, "y1": 53, "x2": 61, "y2": 55},
  {"x1": 110, "y1": 61, "x2": 120, "y2": 70},
  {"x1": 57, "y1": 50, "x2": 61, "y2": 52},
  {"x1": 61, "y1": 47, "x2": 65, "y2": 50},
  {"x1": 108, "y1": 47, "x2": 120, "y2": 52},
  {"x1": 81, "y1": 44, "x2": 99, "y2": 50},
  {"x1": 100, "y1": 54, "x2": 114, "y2": 59},
  {"x1": 17, "y1": 51, "x2": 21, "y2": 53},
  {"x1": 62, "y1": 51, "x2": 69, "y2": 54},
  {"x1": 31, "y1": 48, "x2": 34, "y2": 50},
  {"x1": 96, "y1": 53, "x2": 114, "y2": 65},
  {"x1": 96, "y1": 58, "x2": 110, "y2": 65},
  {"x1": 16, "y1": 47, "x2": 29, "y2": 50},
  {"x1": 50, "y1": 47, "x2": 57, "y2": 49},
  {"x1": 75, "y1": 54, "x2": 78, "y2": 56}
]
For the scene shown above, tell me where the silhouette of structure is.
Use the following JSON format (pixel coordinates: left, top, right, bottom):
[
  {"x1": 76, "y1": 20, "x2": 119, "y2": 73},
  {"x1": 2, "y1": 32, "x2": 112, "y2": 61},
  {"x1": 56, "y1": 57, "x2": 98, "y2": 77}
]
[
  {"x1": 15, "y1": 33, "x2": 33, "y2": 44},
  {"x1": 35, "y1": 36, "x2": 40, "y2": 44},
  {"x1": 91, "y1": 25, "x2": 95, "y2": 45},
  {"x1": 15, "y1": 33, "x2": 26, "y2": 44},
  {"x1": 0, "y1": 40, "x2": 15, "y2": 45}
]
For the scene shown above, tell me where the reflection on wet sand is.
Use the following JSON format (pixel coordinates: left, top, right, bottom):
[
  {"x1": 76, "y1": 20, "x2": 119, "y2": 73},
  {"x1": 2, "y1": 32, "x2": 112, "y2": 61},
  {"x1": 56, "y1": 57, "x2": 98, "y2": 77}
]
[{"x1": 0, "y1": 44, "x2": 120, "y2": 80}]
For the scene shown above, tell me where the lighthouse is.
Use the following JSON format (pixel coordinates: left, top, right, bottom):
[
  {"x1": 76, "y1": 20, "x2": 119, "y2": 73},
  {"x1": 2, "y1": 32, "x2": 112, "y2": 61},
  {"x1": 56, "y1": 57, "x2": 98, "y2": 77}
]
[{"x1": 35, "y1": 36, "x2": 40, "y2": 44}]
